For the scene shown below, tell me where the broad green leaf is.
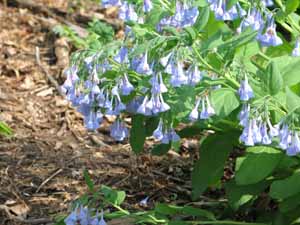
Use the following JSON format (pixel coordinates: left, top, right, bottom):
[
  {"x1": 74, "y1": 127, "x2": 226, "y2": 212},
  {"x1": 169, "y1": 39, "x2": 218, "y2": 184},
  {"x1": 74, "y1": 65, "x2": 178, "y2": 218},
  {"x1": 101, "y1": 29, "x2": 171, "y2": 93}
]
[
  {"x1": 152, "y1": 143, "x2": 172, "y2": 155},
  {"x1": 218, "y1": 29, "x2": 258, "y2": 51},
  {"x1": 270, "y1": 171, "x2": 300, "y2": 199},
  {"x1": 194, "y1": 6, "x2": 210, "y2": 31},
  {"x1": 211, "y1": 88, "x2": 240, "y2": 118},
  {"x1": 130, "y1": 115, "x2": 146, "y2": 154},
  {"x1": 225, "y1": 180, "x2": 270, "y2": 210},
  {"x1": 192, "y1": 131, "x2": 238, "y2": 198},
  {"x1": 286, "y1": 87, "x2": 300, "y2": 113},
  {"x1": 272, "y1": 56, "x2": 300, "y2": 86},
  {"x1": 264, "y1": 61, "x2": 283, "y2": 95},
  {"x1": 0, "y1": 122, "x2": 12, "y2": 136},
  {"x1": 100, "y1": 185, "x2": 126, "y2": 205},
  {"x1": 285, "y1": 0, "x2": 300, "y2": 14},
  {"x1": 279, "y1": 192, "x2": 300, "y2": 213},
  {"x1": 235, "y1": 146, "x2": 283, "y2": 185}
]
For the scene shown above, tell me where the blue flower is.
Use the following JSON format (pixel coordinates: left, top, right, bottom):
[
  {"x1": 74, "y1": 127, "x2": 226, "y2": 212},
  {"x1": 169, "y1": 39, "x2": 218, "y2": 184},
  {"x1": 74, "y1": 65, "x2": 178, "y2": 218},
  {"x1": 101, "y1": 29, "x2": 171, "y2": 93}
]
[
  {"x1": 170, "y1": 62, "x2": 188, "y2": 87},
  {"x1": 240, "y1": 120, "x2": 255, "y2": 146},
  {"x1": 252, "y1": 119, "x2": 262, "y2": 144},
  {"x1": 84, "y1": 111, "x2": 103, "y2": 131},
  {"x1": 200, "y1": 96, "x2": 215, "y2": 119},
  {"x1": 257, "y1": 18, "x2": 283, "y2": 47},
  {"x1": 110, "y1": 120, "x2": 128, "y2": 141},
  {"x1": 189, "y1": 98, "x2": 201, "y2": 121},
  {"x1": 261, "y1": 122, "x2": 272, "y2": 145},
  {"x1": 120, "y1": 74, "x2": 134, "y2": 95},
  {"x1": 137, "y1": 96, "x2": 152, "y2": 115},
  {"x1": 279, "y1": 124, "x2": 291, "y2": 150},
  {"x1": 150, "y1": 73, "x2": 168, "y2": 94},
  {"x1": 102, "y1": 0, "x2": 122, "y2": 8},
  {"x1": 139, "y1": 196, "x2": 149, "y2": 207},
  {"x1": 153, "y1": 119, "x2": 164, "y2": 140},
  {"x1": 287, "y1": 132, "x2": 300, "y2": 156},
  {"x1": 143, "y1": 0, "x2": 153, "y2": 13},
  {"x1": 114, "y1": 47, "x2": 129, "y2": 64},
  {"x1": 238, "y1": 76, "x2": 254, "y2": 101},
  {"x1": 187, "y1": 65, "x2": 202, "y2": 86},
  {"x1": 136, "y1": 52, "x2": 152, "y2": 75},
  {"x1": 238, "y1": 104, "x2": 250, "y2": 127}
]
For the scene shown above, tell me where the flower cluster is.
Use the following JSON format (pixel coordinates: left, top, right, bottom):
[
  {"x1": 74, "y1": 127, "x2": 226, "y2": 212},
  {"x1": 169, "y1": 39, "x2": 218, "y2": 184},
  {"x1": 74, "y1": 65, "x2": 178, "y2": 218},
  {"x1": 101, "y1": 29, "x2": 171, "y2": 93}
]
[
  {"x1": 238, "y1": 102, "x2": 300, "y2": 156},
  {"x1": 64, "y1": 206, "x2": 106, "y2": 225},
  {"x1": 62, "y1": 0, "x2": 300, "y2": 157},
  {"x1": 209, "y1": 0, "x2": 283, "y2": 47}
]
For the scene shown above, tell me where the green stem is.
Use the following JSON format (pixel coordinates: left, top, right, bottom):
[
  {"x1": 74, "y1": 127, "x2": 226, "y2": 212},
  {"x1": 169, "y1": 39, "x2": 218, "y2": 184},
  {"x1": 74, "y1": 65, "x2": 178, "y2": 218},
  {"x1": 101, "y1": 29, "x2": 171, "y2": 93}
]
[{"x1": 192, "y1": 46, "x2": 220, "y2": 74}]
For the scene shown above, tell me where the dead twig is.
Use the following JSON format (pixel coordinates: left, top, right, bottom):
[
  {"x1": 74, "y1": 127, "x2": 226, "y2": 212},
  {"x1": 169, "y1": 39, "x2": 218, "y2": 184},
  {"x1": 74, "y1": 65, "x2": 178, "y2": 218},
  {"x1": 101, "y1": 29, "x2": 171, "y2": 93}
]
[
  {"x1": 35, "y1": 47, "x2": 65, "y2": 97},
  {"x1": 36, "y1": 168, "x2": 63, "y2": 193}
]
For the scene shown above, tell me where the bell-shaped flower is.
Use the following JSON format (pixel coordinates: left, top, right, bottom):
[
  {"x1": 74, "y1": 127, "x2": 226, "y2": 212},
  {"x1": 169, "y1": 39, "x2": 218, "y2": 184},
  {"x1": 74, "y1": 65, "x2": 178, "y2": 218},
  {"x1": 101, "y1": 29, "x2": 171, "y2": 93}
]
[
  {"x1": 160, "y1": 52, "x2": 173, "y2": 67},
  {"x1": 170, "y1": 62, "x2": 188, "y2": 87},
  {"x1": 114, "y1": 47, "x2": 129, "y2": 64},
  {"x1": 200, "y1": 98, "x2": 209, "y2": 119},
  {"x1": 120, "y1": 74, "x2": 134, "y2": 95},
  {"x1": 189, "y1": 98, "x2": 201, "y2": 121},
  {"x1": 137, "y1": 96, "x2": 152, "y2": 115},
  {"x1": 257, "y1": 18, "x2": 283, "y2": 47},
  {"x1": 261, "y1": 122, "x2": 272, "y2": 145},
  {"x1": 136, "y1": 52, "x2": 152, "y2": 75},
  {"x1": 287, "y1": 132, "x2": 300, "y2": 156},
  {"x1": 238, "y1": 104, "x2": 250, "y2": 127},
  {"x1": 238, "y1": 76, "x2": 254, "y2": 101},
  {"x1": 153, "y1": 119, "x2": 164, "y2": 140},
  {"x1": 187, "y1": 65, "x2": 202, "y2": 85},
  {"x1": 252, "y1": 119, "x2": 262, "y2": 144},
  {"x1": 64, "y1": 207, "x2": 78, "y2": 225},
  {"x1": 240, "y1": 121, "x2": 254, "y2": 146},
  {"x1": 182, "y1": 7, "x2": 199, "y2": 27},
  {"x1": 139, "y1": 196, "x2": 149, "y2": 207},
  {"x1": 63, "y1": 66, "x2": 79, "y2": 90},
  {"x1": 78, "y1": 206, "x2": 91, "y2": 225},
  {"x1": 84, "y1": 111, "x2": 103, "y2": 130},
  {"x1": 110, "y1": 120, "x2": 128, "y2": 141},
  {"x1": 150, "y1": 73, "x2": 168, "y2": 94},
  {"x1": 143, "y1": 0, "x2": 153, "y2": 13},
  {"x1": 267, "y1": 118, "x2": 279, "y2": 137},
  {"x1": 279, "y1": 124, "x2": 291, "y2": 150},
  {"x1": 205, "y1": 96, "x2": 215, "y2": 116}
]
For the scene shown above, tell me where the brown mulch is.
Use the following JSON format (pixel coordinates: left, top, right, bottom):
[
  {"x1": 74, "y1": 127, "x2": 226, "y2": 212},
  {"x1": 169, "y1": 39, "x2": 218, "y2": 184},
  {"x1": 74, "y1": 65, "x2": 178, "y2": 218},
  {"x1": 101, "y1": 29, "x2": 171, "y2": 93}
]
[{"x1": 0, "y1": 3, "x2": 194, "y2": 225}]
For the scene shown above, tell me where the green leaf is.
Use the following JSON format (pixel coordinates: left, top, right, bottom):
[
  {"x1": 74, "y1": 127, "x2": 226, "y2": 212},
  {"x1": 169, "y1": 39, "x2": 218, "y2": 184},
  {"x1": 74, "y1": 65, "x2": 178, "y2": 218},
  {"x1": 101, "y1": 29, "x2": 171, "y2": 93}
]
[
  {"x1": 235, "y1": 146, "x2": 283, "y2": 185},
  {"x1": 225, "y1": 180, "x2": 270, "y2": 210},
  {"x1": 0, "y1": 122, "x2": 12, "y2": 136},
  {"x1": 100, "y1": 185, "x2": 126, "y2": 205},
  {"x1": 130, "y1": 115, "x2": 146, "y2": 154},
  {"x1": 183, "y1": 27, "x2": 197, "y2": 45},
  {"x1": 226, "y1": 0, "x2": 238, "y2": 10},
  {"x1": 194, "y1": 6, "x2": 210, "y2": 31},
  {"x1": 154, "y1": 204, "x2": 215, "y2": 220},
  {"x1": 83, "y1": 170, "x2": 95, "y2": 192},
  {"x1": 264, "y1": 61, "x2": 283, "y2": 95},
  {"x1": 279, "y1": 192, "x2": 300, "y2": 213},
  {"x1": 270, "y1": 171, "x2": 300, "y2": 200},
  {"x1": 286, "y1": 87, "x2": 300, "y2": 113},
  {"x1": 192, "y1": 131, "x2": 238, "y2": 198},
  {"x1": 211, "y1": 88, "x2": 240, "y2": 118},
  {"x1": 285, "y1": 0, "x2": 300, "y2": 14},
  {"x1": 272, "y1": 56, "x2": 300, "y2": 86},
  {"x1": 152, "y1": 143, "x2": 172, "y2": 156}
]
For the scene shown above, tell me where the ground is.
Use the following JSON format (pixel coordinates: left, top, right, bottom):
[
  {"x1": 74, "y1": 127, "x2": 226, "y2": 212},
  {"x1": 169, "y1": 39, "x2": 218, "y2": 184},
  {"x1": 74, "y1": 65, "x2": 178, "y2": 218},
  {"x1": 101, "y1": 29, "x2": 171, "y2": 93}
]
[{"x1": 0, "y1": 2, "x2": 195, "y2": 224}]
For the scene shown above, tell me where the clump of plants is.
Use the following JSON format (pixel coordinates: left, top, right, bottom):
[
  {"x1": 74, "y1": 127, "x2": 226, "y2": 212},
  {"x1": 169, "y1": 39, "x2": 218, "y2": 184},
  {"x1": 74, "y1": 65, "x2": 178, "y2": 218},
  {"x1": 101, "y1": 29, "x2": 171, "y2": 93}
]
[{"x1": 59, "y1": 0, "x2": 300, "y2": 224}]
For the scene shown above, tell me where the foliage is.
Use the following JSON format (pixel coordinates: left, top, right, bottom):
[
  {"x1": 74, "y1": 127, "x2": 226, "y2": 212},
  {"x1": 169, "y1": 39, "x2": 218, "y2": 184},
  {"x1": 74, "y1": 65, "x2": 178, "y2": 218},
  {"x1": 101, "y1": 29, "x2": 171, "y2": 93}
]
[{"x1": 58, "y1": 0, "x2": 300, "y2": 224}]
